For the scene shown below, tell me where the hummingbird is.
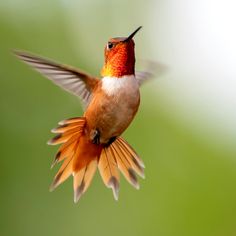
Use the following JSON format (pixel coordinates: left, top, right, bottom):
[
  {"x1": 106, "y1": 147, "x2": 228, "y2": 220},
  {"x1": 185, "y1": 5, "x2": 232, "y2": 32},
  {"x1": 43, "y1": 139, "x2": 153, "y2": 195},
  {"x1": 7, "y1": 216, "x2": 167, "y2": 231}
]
[{"x1": 15, "y1": 26, "x2": 153, "y2": 202}]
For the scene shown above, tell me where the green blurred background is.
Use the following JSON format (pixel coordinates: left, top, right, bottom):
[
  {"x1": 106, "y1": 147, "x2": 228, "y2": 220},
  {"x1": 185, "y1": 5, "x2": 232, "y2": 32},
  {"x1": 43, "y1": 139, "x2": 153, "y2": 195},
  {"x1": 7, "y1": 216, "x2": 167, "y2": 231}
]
[{"x1": 1, "y1": 0, "x2": 236, "y2": 236}]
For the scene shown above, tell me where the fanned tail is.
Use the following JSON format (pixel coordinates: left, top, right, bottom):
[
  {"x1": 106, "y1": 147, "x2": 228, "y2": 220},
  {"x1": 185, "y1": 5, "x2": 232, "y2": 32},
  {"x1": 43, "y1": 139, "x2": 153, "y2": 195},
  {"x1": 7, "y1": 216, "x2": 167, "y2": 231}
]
[
  {"x1": 98, "y1": 137, "x2": 145, "y2": 200},
  {"x1": 48, "y1": 117, "x2": 86, "y2": 191},
  {"x1": 48, "y1": 118, "x2": 145, "y2": 202},
  {"x1": 48, "y1": 117, "x2": 102, "y2": 202},
  {"x1": 73, "y1": 158, "x2": 98, "y2": 202},
  {"x1": 98, "y1": 147, "x2": 120, "y2": 200}
]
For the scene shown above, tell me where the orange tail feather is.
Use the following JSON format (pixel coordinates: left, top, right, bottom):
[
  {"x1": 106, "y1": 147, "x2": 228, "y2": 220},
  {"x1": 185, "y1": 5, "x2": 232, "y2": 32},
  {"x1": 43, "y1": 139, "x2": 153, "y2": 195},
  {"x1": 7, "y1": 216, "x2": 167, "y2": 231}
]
[
  {"x1": 98, "y1": 137, "x2": 145, "y2": 200},
  {"x1": 49, "y1": 117, "x2": 102, "y2": 201},
  {"x1": 48, "y1": 117, "x2": 145, "y2": 202}
]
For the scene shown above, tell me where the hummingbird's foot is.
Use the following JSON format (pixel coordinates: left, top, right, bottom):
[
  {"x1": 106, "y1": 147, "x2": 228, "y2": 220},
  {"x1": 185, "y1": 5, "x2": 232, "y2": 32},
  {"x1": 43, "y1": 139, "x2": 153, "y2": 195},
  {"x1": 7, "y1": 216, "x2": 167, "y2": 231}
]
[
  {"x1": 105, "y1": 136, "x2": 117, "y2": 147},
  {"x1": 91, "y1": 129, "x2": 100, "y2": 145}
]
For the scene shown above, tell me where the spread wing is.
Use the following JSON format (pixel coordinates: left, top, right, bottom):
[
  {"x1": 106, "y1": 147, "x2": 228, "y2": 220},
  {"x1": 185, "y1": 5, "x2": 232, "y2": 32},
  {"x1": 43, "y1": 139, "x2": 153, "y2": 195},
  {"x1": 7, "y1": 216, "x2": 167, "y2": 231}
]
[
  {"x1": 14, "y1": 50, "x2": 99, "y2": 108},
  {"x1": 135, "y1": 60, "x2": 167, "y2": 86}
]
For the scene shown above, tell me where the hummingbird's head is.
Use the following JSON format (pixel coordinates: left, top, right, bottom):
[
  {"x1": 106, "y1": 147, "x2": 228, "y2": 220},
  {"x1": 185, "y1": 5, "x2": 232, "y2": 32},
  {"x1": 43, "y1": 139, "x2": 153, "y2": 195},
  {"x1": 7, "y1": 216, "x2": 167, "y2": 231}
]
[{"x1": 101, "y1": 26, "x2": 142, "y2": 78}]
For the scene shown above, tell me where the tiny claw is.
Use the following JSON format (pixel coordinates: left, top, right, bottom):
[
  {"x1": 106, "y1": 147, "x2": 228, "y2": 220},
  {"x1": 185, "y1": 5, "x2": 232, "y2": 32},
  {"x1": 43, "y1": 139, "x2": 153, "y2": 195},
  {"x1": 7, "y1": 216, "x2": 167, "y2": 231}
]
[{"x1": 91, "y1": 129, "x2": 100, "y2": 145}]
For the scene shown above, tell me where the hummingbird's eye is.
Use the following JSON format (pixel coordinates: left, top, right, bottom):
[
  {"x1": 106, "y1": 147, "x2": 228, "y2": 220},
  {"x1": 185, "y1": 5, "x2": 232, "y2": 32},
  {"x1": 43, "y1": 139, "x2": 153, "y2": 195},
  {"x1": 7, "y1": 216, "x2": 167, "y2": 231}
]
[{"x1": 107, "y1": 42, "x2": 114, "y2": 50}]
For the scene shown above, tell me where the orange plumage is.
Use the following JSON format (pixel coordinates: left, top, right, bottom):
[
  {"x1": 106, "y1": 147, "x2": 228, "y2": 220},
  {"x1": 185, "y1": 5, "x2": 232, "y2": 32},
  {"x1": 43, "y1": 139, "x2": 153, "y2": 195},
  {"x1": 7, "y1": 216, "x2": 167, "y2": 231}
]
[
  {"x1": 101, "y1": 38, "x2": 135, "y2": 77},
  {"x1": 15, "y1": 26, "x2": 153, "y2": 202}
]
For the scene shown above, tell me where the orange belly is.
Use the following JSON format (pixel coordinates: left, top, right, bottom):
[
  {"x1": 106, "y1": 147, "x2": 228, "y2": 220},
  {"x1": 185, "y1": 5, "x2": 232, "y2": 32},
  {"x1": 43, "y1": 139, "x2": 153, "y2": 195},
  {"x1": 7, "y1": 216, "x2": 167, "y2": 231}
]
[{"x1": 84, "y1": 75, "x2": 140, "y2": 144}]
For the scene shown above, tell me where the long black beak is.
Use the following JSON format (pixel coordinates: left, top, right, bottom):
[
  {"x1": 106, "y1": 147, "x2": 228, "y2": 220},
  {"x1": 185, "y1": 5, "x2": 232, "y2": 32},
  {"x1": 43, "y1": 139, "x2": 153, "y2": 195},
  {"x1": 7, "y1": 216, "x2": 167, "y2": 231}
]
[{"x1": 124, "y1": 26, "x2": 142, "y2": 42}]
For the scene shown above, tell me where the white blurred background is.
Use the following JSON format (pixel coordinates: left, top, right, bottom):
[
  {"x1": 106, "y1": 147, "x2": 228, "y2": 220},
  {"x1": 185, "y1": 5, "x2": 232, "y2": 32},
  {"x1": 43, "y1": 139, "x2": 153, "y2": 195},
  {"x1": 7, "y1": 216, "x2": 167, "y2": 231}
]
[{"x1": 59, "y1": 0, "x2": 236, "y2": 150}]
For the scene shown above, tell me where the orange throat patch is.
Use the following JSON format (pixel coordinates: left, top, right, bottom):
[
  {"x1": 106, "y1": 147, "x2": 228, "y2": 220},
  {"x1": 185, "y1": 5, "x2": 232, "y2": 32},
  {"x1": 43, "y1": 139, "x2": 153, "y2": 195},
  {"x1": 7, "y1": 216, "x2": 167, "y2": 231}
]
[{"x1": 101, "y1": 41, "x2": 135, "y2": 77}]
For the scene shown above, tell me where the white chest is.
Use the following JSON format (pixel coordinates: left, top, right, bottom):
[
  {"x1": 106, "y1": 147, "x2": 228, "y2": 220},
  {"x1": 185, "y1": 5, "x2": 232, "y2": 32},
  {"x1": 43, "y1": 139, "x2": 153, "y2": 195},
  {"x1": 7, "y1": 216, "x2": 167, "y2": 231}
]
[{"x1": 101, "y1": 75, "x2": 139, "y2": 97}]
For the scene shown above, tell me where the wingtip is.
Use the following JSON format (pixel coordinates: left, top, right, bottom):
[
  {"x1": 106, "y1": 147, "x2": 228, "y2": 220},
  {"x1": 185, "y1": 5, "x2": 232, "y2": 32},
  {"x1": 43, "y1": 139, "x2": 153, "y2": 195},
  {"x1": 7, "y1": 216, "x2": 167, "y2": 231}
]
[
  {"x1": 12, "y1": 49, "x2": 22, "y2": 56},
  {"x1": 13, "y1": 50, "x2": 27, "y2": 62},
  {"x1": 12, "y1": 49, "x2": 31, "y2": 59}
]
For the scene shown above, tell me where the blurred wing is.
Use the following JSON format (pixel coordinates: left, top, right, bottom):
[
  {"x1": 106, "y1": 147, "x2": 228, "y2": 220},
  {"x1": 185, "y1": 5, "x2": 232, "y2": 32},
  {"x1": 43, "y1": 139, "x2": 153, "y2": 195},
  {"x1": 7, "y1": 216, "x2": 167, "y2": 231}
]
[
  {"x1": 135, "y1": 60, "x2": 167, "y2": 86},
  {"x1": 14, "y1": 50, "x2": 99, "y2": 107},
  {"x1": 135, "y1": 71, "x2": 153, "y2": 85}
]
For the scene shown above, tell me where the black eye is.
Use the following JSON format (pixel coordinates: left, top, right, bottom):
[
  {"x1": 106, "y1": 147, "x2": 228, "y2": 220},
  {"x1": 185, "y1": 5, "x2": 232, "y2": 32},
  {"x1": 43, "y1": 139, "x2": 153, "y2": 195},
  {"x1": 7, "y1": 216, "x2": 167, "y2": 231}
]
[{"x1": 107, "y1": 42, "x2": 114, "y2": 49}]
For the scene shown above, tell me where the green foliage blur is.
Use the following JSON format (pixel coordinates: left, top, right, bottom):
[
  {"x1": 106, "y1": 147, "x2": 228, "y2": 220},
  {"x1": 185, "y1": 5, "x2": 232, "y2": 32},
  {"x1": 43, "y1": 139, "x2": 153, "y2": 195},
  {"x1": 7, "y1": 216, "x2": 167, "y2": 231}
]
[{"x1": 1, "y1": 1, "x2": 236, "y2": 236}]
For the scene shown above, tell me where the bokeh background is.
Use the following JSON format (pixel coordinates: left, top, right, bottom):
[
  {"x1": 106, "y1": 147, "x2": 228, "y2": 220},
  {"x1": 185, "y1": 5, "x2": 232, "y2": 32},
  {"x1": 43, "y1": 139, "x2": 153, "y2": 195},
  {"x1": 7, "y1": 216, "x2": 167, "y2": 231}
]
[{"x1": 1, "y1": 0, "x2": 236, "y2": 236}]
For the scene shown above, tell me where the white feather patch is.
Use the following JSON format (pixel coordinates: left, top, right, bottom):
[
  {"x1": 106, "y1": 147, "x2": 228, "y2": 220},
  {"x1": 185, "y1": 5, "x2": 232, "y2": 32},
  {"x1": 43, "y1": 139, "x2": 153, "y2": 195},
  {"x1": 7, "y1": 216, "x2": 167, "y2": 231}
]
[{"x1": 102, "y1": 75, "x2": 138, "y2": 96}]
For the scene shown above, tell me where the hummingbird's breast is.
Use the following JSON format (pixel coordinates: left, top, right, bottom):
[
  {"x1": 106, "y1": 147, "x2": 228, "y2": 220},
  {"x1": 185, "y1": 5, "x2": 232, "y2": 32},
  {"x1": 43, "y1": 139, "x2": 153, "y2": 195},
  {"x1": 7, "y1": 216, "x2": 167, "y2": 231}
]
[{"x1": 84, "y1": 75, "x2": 140, "y2": 144}]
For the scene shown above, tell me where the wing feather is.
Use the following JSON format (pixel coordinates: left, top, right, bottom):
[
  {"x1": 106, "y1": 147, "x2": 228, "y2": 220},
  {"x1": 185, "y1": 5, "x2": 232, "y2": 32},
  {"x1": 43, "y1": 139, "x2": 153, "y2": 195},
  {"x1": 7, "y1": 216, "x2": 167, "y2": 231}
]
[
  {"x1": 135, "y1": 60, "x2": 167, "y2": 86},
  {"x1": 14, "y1": 50, "x2": 99, "y2": 108}
]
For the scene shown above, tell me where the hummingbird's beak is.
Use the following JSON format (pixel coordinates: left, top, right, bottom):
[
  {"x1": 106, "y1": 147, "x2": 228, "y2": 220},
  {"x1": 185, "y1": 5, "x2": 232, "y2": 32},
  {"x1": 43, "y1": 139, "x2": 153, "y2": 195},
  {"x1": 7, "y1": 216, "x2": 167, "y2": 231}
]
[{"x1": 124, "y1": 26, "x2": 142, "y2": 42}]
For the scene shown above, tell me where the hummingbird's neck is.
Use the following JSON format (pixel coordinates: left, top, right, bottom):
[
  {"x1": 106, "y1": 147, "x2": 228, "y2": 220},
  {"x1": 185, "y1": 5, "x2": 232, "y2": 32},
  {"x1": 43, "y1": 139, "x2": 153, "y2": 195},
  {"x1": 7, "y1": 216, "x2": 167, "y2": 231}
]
[{"x1": 101, "y1": 44, "x2": 135, "y2": 78}]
